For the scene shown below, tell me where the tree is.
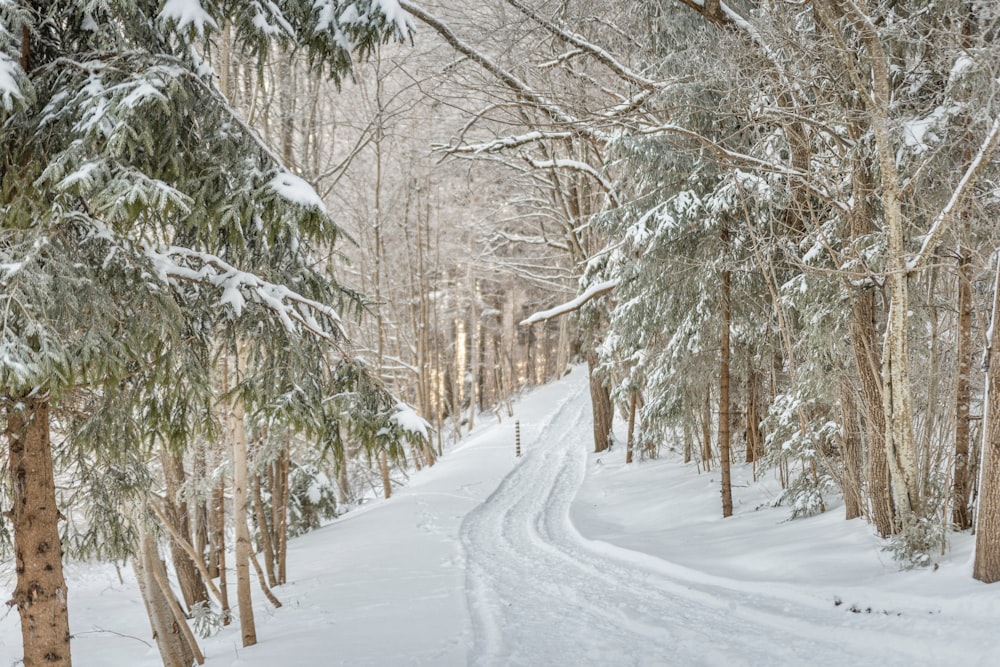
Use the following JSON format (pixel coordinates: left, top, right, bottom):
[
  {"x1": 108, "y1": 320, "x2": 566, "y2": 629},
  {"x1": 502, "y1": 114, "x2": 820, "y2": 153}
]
[
  {"x1": 975, "y1": 254, "x2": 1000, "y2": 582},
  {"x1": 0, "y1": 2, "x2": 413, "y2": 664}
]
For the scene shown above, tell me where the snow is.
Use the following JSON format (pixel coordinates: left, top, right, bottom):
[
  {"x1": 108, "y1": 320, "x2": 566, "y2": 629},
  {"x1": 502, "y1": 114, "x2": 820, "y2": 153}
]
[
  {"x1": 902, "y1": 106, "x2": 961, "y2": 155},
  {"x1": 3, "y1": 368, "x2": 1000, "y2": 665},
  {"x1": 802, "y1": 238, "x2": 824, "y2": 264},
  {"x1": 268, "y1": 171, "x2": 328, "y2": 214},
  {"x1": 520, "y1": 279, "x2": 618, "y2": 325},
  {"x1": 252, "y1": 4, "x2": 294, "y2": 37},
  {"x1": 374, "y1": 0, "x2": 414, "y2": 36},
  {"x1": 391, "y1": 403, "x2": 431, "y2": 440},
  {"x1": 81, "y1": 13, "x2": 99, "y2": 32},
  {"x1": 73, "y1": 73, "x2": 111, "y2": 135},
  {"x1": 120, "y1": 81, "x2": 167, "y2": 109},
  {"x1": 312, "y1": 0, "x2": 352, "y2": 51},
  {"x1": 158, "y1": 0, "x2": 219, "y2": 37},
  {"x1": 56, "y1": 161, "x2": 104, "y2": 191},
  {"x1": 0, "y1": 52, "x2": 25, "y2": 112},
  {"x1": 949, "y1": 55, "x2": 975, "y2": 83},
  {"x1": 356, "y1": 0, "x2": 414, "y2": 37}
]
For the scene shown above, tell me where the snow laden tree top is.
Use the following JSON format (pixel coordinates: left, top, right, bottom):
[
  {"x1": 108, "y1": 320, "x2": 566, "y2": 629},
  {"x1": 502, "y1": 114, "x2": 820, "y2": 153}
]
[{"x1": 0, "y1": 0, "x2": 417, "y2": 440}]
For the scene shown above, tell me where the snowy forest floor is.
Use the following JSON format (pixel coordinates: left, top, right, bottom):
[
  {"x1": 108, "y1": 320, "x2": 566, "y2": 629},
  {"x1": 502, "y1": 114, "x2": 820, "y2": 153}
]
[{"x1": 2, "y1": 367, "x2": 999, "y2": 666}]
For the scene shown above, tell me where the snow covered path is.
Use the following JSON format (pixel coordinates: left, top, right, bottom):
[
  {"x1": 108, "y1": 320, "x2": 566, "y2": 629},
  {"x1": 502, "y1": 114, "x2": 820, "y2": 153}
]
[{"x1": 460, "y1": 373, "x2": 993, "y2": 667}]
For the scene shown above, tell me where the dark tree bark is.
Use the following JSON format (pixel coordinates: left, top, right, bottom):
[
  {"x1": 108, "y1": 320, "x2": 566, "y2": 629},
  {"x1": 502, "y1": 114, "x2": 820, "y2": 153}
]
[
  {"x1": 212, "y1": 480, "x2": 230, "y2": 624},
  {"x1": 625, "y1": 392, "x2": 638, "y2": 464},
  {"x1": 719, "y1": 230, "x2": 733, "y2": 519},
  {"x1": 974, "y1": 257, "x2": 1000, "y2": 582},
  {"x1": 273, "y1": 450, "x2": 290, "y2": 585},
  {"x1": 850, "y1": 289, "x2": 895, "y2": 536},
  {"x1": 160, "y1": 448, "x2": 209, "y2": 610},
  {"x1": 587, "y1": 352, "x2": 613, "y2": 453},
  {"x1": 953, "y1": 247, "x2": 975, "y2": 530},
  {"x1": 252, "y1": 476, "x2": 278, "y2": 587},
  {"x1": 6, "y1": 394, "x2": 72, "y2": 667},
  {"x1": 839, "y1": 383, "x2": 866, "y2": 521},
  {"x1": 701, "y1": 390, "x2": 713, "y2": 471},
  {"x1": 744, "y1": 371, "x2": 765, "y2": 464}
]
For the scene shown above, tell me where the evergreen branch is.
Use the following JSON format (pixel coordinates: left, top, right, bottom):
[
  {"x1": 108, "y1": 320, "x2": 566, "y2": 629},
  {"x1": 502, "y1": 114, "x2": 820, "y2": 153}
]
[
  {"x1": 144, "y1": 245, "x2": 347, "y2": 352},
  {"x1": 637, "y1": 123, "x2": 849, "y2": 214}
]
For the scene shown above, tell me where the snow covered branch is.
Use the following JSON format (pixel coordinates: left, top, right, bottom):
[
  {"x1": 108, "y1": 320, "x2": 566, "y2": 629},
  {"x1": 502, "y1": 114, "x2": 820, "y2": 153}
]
[
  {"x1": 525, "y1": 157, "x2": 622, "y2": 207},
  {"x1": 907, "y1": 116, "x2": 1000, "y2": 273},
  {"x1": 144, "y1": 245, "x2": 346, "y2": 348},
  {"x1": 489, "y1": 230, "x2": 570, "y2": 252},
  {"x1": 435, "y1": 130, "x2": 575, "y2": 155},
  {"x1": 0, "y1": 51, "x2": 30, "y2": 112},
  {"x1": 519, "y1": 280, "x2": 618, "y2": 326}
]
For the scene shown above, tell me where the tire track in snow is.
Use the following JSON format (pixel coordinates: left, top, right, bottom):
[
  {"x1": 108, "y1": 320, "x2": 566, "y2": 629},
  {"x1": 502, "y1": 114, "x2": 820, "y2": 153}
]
[{"x1": 460, "y1": 374, "x2": 981, "y2": 666}]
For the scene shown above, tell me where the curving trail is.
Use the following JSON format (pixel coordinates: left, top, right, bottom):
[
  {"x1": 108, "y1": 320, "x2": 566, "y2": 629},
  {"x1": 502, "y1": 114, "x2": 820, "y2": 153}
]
[{"x1": 459, "y1": 377, "x2": 982, "y2": 667}]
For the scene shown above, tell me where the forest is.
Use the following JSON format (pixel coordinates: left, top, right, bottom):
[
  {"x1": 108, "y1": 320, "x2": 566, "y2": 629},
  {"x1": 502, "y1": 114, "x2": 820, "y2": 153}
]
[{"x1": 1, "y1": 1, "x2": 1000, "y2": 665}]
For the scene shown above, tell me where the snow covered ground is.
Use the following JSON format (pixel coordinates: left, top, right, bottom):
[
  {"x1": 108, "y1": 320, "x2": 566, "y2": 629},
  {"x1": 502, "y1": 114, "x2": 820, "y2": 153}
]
[{"x1": 2, "y1": 366, "x2": 999, "y2": 666}]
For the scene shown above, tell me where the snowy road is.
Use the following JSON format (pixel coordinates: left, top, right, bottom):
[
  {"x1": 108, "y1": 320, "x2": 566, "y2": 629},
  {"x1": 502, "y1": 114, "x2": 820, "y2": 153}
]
[
  {"x1": 459, "y1": 377, "x2": 989, "y2": 667},
  {"x1": 4, "y1": 368, "x2": 997, "y2": 666}
]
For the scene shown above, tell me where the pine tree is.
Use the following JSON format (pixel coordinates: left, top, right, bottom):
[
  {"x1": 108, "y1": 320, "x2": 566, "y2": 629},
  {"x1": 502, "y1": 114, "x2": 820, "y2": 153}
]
[{"x1": 0, "y1": 2, "x2": 417, "y2": 664}]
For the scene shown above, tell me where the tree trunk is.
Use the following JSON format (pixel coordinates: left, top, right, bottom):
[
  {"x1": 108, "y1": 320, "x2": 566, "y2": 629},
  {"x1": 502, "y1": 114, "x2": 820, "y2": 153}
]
[
  {"x1": 839, "y1": 382, "x2": 865, "y2": 521},
  {"x1": 845, "y1": 159, "x2": 895, "y2": 535},
  {"x1": 953, "y1": 247, "x2": 975, "y2": 530},
  {"x1": 192, "y1": 442, "x2": 212, "y2": 579},
  {"x1": 857, "y1": 1, "x2": 921, "y2": 525},
  {"x1": 719, "y1": 240, "x2": 733, "y2": 519},
  {"x1": 252, "y1": 476, "x2": 278, "y2": 587},
  {"x1": 812, "y1": 0, "x2": 918, "y2": 531},
  {"x1": 883, "y1": 263, "x2": 919, "y2": 523},
  {"x1": 6, "y1": 394, "x2": 72, "y2": 667},
  {"x1": 477, "y1": 320, "x2": 488, "y2": 413},
  {"x1": 744, "y1": 371, "x2": 764, "y2": 464},
  {"x1": 974, "y1": 256, "x2": 1000, "y2": 582},
  {"x1": 228, "y1": 381, "x2": 257, "y2": 647},
  {"x1": 212, "y1": 479, "x2": 230, "y2": 624},
  {"x1": 133, "y1": 532, "x2": 196, "y2": 667},
  {"x1": 846, "y1": 287, "x2": 896, "y2": 529},
  {"x1": 148, "y1": 502, "x2": 225, "y2": 608},
  {"x1": 701, "y1": 389, "x2": 712, "y2": 471},
  {"x1": 625, "y1": 392, "x2": 638, "y2": 464},
  {"x1": 248, "y1": 546, "x2": 282, "y2": 609},
  {"x1": 379, "y1": 449, "x2": 392, "y2": 499},
  {"x1": 854, "y1": 299, "x2": 896, "y2": 535},
  {"x1": 273, "y1": 450, "x2": 290, "y2": 585},
  {"x1": 683, "y1": 415, "x2": 693, "y2": 465},
  {"x1": 587, "y1": 352, "x2": 613, "y2": 453},
  {"x1": 160, "y1": 447, "x2": 209, "y2": 610},
  {"x1": 468, "y1": 277, "x2": 478, "y2": 432}
]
